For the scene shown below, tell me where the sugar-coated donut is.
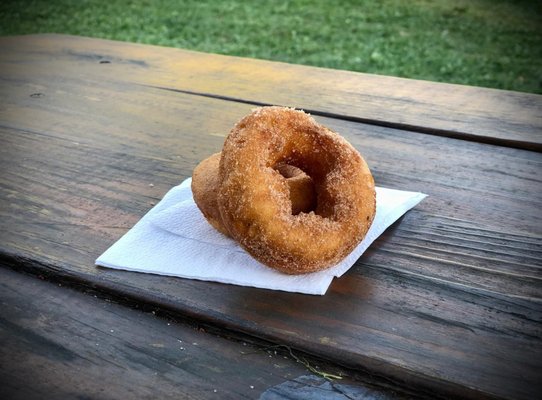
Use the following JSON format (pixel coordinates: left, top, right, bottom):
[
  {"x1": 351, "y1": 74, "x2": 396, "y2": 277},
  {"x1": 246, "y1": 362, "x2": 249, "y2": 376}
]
[
  {"x1": 192, "y1": 153, "x2": 316, "y2": 236},
  {"x1": 192, "y1": 153, "x2": 230, "y2": 236},
  {"x1": 218, "y1": 106, "x2": 376, "y2": 274}
]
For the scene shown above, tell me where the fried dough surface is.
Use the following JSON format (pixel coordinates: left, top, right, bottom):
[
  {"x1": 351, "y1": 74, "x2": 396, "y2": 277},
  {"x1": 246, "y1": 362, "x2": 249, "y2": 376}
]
[{"x1": 218, "y1": 107, "x2": 376, "y2": 274}]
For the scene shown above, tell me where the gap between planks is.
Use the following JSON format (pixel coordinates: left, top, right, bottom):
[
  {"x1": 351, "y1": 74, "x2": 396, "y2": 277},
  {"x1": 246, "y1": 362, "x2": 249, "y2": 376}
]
[{"x1": 143, "y1": 83, "x2": 542, "y2": 153}]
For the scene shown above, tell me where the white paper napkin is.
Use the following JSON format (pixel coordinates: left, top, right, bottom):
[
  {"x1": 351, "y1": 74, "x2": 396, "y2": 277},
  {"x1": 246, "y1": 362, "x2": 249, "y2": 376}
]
[{"x1": 96, "y1": 178, "x2": 426, "y2": 295}]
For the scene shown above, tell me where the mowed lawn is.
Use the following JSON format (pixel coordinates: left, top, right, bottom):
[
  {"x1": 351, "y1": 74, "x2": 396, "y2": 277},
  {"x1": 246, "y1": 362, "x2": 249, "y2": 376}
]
[{"x1": 1, "y1": 0, "x2": 540, "y2": 93}]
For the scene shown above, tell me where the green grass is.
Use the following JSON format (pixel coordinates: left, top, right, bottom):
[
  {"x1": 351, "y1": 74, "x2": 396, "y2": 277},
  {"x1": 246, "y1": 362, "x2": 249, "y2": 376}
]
[{"x1": 1, "y1": 0, "x2": 541, "y2": 93}]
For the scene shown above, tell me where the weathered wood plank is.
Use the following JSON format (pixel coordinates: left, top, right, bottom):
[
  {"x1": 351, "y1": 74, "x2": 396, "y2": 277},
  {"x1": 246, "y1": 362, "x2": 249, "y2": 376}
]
[
  {"x1": 0, "y1": 34, "x2": 540, "y2": 150},
  {"x1": 1, "y1": 267, "x2": 414, "y2": 400},
  {"x1": 0, "y1": 63, "x2": 541, "y2": 400},
  {"x1": 1, "y1": 70, "x2": 540, "y2": 294}
]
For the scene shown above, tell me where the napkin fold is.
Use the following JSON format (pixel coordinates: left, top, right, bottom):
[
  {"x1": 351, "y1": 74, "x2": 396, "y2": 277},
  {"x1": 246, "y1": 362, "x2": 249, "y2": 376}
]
[{"x1": 96, "y1": 179, "x2": 426, "y2": 295}]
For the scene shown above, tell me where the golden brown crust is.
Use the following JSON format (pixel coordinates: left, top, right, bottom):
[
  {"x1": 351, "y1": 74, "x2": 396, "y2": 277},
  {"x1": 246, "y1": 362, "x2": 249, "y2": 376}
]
[
  {"x1": 191, "y1": 153, "x2": 230, "y2": 236},
  {"x1": 192, "y1": 153, "x2": 317, "y2": 236},
  {"x1": 218, "y1": 106, "x2": 376, "y2": 274}
]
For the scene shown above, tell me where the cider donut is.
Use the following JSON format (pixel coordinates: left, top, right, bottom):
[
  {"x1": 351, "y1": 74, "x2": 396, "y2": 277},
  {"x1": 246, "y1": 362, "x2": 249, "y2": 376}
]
[
  {"x1": 192, "y1": 153, "x2": 316, "y2": 236},
  {"x1": 191, "y1": 153, "x2": 229, "y2": 236},
  {"x1": 218, "y1": 106, "x2": 376, "y2": 274}
]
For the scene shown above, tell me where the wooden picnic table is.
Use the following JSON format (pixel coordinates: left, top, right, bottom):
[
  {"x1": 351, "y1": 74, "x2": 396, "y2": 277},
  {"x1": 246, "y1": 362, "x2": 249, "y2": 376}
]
[{"x1": 0, "y1": 34, "x2": 541, "y2": 400}]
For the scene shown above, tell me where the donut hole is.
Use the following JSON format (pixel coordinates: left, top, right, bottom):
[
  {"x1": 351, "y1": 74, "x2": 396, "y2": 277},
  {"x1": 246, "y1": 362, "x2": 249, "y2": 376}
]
[
  {"x1": 275, "y1": 163, "x2": 302, "y2": 179},
  {"x1": 274, "y1": 164, "x2": 317, "y2": 215}
]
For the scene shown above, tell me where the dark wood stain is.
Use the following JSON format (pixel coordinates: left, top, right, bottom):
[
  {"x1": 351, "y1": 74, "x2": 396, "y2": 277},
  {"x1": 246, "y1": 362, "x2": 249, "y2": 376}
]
[
  {"x1": 4, "y1": 267, "x2": 404, "y2": 399},
  {"x1": 0, "y1": 34, "x2": 541, "y2": 400},
  {"x1": 1, "y1": 34, "x2": 541, "y2": 150}
]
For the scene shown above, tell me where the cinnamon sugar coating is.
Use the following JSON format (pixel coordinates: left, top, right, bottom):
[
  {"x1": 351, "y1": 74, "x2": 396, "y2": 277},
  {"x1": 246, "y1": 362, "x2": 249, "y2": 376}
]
[
  {"x1": 217, "y1": 106, "x2": 376, "y2": 274},
  {"x1": 192, "y1": 153, "x2": 316, "y2": 237},
  {"x1": 192, "y1": 153, "x2": 230, "y2": 236}
]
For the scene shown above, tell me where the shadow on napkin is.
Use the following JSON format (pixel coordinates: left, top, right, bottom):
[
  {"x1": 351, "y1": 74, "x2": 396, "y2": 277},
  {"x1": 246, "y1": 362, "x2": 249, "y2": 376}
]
[{"x1": 96, "y1": 178, "x2": 426, "y2": 295}]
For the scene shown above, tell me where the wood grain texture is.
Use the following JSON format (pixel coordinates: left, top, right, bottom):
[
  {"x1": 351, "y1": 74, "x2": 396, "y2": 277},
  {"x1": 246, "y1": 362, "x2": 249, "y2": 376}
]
[
  {"x1": 1, "y1": 267, "x2": 408, "y2": 400},
  {"x1": 0, "y1": 34, "x2": 541, "y2": 400},
  {"x1": 1, "y1": 34, "x2": 541, "y2": 151}
]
